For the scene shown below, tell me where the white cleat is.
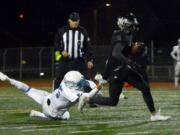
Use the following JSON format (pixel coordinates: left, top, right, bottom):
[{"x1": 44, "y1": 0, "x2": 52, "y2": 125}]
[
  {"x1": 78, "y1": 94, "x2": 89, "y2": 113},
  {"x1": 150, "y1": 109, "x2": 171, "y2": 121},
  {"x1": 0, "y1": 72, "x2": 8, "y2": 81}
]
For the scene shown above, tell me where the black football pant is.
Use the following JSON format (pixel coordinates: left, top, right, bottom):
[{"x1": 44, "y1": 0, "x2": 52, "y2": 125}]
[{"x1": 90, "y1": 68, "x2": 156, "y2": 113}]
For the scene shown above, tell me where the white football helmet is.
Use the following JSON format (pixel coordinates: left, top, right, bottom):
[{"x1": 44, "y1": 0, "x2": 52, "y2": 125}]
[
  {"x1": 177, "y1": 38, "x2": 180, "y2": 45},
  {"x1": 117, "y1": 13, "x2": 139, "y2": 34},
  {"x1": 63, "y1": 71, "x2": 85, "y2": 90}
]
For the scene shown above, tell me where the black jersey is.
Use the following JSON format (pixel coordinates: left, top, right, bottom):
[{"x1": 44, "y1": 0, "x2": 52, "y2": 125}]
[
  {"x1": 103, "y1": 30, "x2": 133, "y2": 79},
  {"x1": 54, "y1": 25, "x2": 93, "y2": 61}
]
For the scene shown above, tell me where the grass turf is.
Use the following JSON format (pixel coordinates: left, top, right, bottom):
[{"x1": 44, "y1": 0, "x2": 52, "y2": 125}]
[{"x1": 0, "y1": 87, "x2": 179, "y2": 135}]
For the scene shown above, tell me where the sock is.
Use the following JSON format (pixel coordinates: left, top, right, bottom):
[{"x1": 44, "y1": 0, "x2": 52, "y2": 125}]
[{"x1": 175, "y1": 77, "x2": 178, "y2": 87}]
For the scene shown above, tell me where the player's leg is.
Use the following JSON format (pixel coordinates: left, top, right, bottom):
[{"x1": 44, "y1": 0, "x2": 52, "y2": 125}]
[
  {"x1": 174, "y1": 62, "x2": 180, "y2": 87},
  {"x1": 127, "y1": 71, "x2": 170, "y2": 121},
  {"x1": 0, "y1": 72, "x2": 30, "y2": 92},
  {"x1": 127, "y1": 73, "x2": 155, "y2": 113},
  {"x1": 89, "y1": 78, "x2": 123, "y2": 106},
  {"x1": 0, "y1": 72, "x2": 50, "y2": 105}
]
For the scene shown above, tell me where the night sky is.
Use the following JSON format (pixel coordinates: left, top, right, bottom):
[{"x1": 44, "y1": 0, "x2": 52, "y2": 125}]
[{"x1": 0, "y1": 0, "x2": 180, "y2": 48}]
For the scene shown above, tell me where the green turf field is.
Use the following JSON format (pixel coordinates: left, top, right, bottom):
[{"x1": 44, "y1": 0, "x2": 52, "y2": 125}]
[{"x1": 0, "y1": 87, "x2": 179, "y2": 135}]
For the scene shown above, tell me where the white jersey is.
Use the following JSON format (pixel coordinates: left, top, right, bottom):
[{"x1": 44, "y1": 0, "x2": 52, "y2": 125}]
[
  {"x1": 171, "y1": 45, "x2": 180, "y2": 61},
  {"x1": 42, "y1": 80, "x2": 97, "y2": 119}
]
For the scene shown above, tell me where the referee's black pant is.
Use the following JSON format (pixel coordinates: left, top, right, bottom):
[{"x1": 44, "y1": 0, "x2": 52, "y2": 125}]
[
  {"x1": 54, "y1": 58, "x2": 90, "y2": 89},
  {"x1": 90, "y1": 66, "x2": 156, "y2": 113}
]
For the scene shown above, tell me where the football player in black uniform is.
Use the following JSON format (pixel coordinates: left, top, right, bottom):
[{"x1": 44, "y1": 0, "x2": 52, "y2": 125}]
[{"x1": 79, "y1": 13, "x2": 170, "y2": 121}]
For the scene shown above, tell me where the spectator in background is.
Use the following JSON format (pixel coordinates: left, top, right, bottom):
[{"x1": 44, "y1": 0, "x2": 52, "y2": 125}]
[{"x1": 170, "y1": 38, "x2": 180, "y2": 87}]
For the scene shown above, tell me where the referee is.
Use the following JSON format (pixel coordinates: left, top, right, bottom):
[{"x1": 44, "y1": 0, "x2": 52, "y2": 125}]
[{"x1": 54, "y1": 12, "x2": 94, "y2": 90}]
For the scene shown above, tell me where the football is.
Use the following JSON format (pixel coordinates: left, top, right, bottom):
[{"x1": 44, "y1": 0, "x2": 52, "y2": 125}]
[{"x1": 131, "y1": 42, "x2": 144, "y2": 55}]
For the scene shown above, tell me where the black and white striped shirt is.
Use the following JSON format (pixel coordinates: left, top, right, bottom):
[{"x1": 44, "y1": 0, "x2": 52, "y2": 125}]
[{"x1": 54, "y1": 25, "x2": 93, "y2": 60}]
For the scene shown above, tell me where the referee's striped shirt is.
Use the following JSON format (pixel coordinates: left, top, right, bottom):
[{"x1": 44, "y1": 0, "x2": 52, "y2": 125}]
[{"x1": 54, "y1": 25, "x2": 93, "y2": 60}]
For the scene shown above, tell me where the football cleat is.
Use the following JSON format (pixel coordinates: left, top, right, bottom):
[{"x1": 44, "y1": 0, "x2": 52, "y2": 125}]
[
  {"x1": 0, "y1": 72, "x2": 8, "y2": 81},
  {"x1": 78, "y1": 94, "x2": 89, "y2": 113},
  {"x1": 150, "y1": 109, "x2": 171, "y2": 121}
]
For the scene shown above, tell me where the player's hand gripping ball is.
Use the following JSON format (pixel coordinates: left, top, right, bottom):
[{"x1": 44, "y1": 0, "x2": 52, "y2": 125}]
[{"x1": 131, "y1": 42, "x2": 144, "y2": 55}]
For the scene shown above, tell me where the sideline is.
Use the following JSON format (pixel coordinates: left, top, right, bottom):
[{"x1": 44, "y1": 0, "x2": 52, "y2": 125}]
[{"x1": 0, "y1": 80, "x2": 175, "y2": 89}]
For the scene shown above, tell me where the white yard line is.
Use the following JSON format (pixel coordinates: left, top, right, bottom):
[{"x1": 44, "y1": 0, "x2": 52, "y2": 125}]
[
  {"x1": 69, "y1": 130, "x2": 103, "y2": 134},
  {"x1": 21, "y1": 128, "x2": 57, "y2": 132},
  {"x1": 116, "y1": 132, "x2": 152, "y2": 135},
  {"x1": 0, "y1": 125, "x2": 41, "y2": 130},
  {"x1": 0, "y1": 109, "x2": 31, "y2": 112}
]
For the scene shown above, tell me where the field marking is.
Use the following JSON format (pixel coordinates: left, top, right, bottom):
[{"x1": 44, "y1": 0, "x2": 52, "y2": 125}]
[
  {"x1": 69, "y1": 130, "x2": 103, "y2": 134},
  {"x1": 0, "y1": 125, "x2": 41, "y2": 130},
  {"x1": 69, "y1": 119, "x2": 148, "y2": 125},
  {"x1": 116, "y1": 131, "x2": 152, "y2": 135},
  {"x1": 0, "y1": 109, "x2": 31, "y2": 113},
  {"x1": 21, "y1": 128, "x2": 57, "y2": 132}
]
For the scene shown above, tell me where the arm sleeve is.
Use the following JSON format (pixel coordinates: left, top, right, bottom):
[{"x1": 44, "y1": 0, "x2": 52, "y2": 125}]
[
  {"x1": 86, "y1": 80, "x2": 97, "y2": 89},
  {"x1": 111, "y1": 32, "x2": 132, "y2": 65},
  {"x1": 54, "y1": 28, "x2": 64, "y2": 52},
  {"x1": 82, "y1": 28, "x2": 93, "y2": 61}
]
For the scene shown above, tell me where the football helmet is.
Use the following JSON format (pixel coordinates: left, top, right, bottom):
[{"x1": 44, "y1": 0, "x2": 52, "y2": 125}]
[
  {"x1": 177, "y1": 38, "x2": 180, "y2": 45},
  {"x1": 63, "y1": 71, "x2": 86, "y2": 90},
  {"x1": 117, "y1": 13, "x2": 139, "y2": 34}
]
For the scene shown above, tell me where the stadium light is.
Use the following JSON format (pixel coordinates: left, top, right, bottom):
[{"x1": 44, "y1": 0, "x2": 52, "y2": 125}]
[
  {"x1": 19, "y1": 14, "x2": 24, "y2": 19},
  {"x1": 40, "y1": 72, "x2": 44, "y2": 76},
  {"x1": 105, "y1": 3, "x2": 111, "y2": 7}
]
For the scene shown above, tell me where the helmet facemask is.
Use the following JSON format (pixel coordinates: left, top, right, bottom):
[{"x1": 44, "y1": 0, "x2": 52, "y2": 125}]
[{"x1": 64, "y1": 78, "x2": 86, "y2": 90}]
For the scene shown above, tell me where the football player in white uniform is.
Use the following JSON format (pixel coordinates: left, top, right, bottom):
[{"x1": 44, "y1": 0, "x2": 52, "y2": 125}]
[
  {"x1": 170, "y1": 38, "x2": 180, "y2": 87},
  {"x1": 0, "y1": 71, "x2": 100, "y2": 120}
]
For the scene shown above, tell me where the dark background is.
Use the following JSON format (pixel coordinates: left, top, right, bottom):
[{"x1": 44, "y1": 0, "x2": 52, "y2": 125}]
[{"x1": 0, "y1": 0, "x2": 180, "y2": 48}]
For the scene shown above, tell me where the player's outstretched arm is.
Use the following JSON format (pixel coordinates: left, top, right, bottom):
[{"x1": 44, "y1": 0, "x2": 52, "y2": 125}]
[{"x1": 78, "y1": 80, "x2": 101, "y2": 113}]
